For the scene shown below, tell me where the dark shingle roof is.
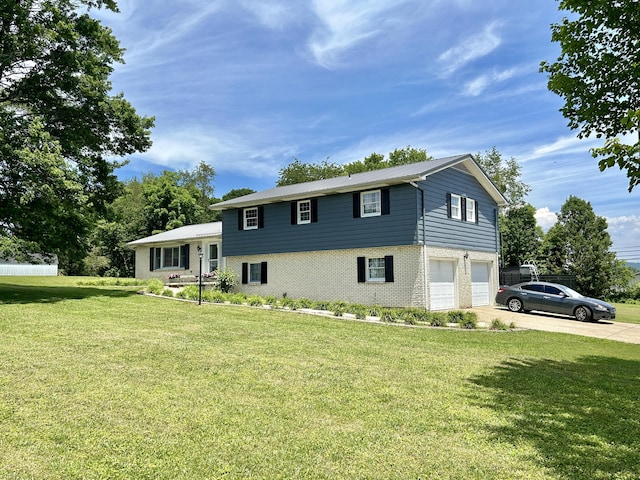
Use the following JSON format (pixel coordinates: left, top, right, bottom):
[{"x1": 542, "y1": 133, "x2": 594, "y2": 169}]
[{"x1": 211, "y1": 154, "x2": 507, "y2": 210}]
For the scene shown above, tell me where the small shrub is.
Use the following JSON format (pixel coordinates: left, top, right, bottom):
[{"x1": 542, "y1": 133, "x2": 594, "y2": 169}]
[
  {"x1": 161, "y1": 288, "x2": 174, "y2": 297},
  {"x1": 146, "y1": 279, "x2": 165, "y2": 295},
  {"x1": 459, "y1": 312, "x2": 478, "y2": 329},
  {"x1": 368, "y1": 306, "x2": 382, "y2": 317},
  {"x1": 297, "y1": 298, "x2": 313, "y2": 309},
  {"x1": 176, "y1": 285, "x2": 199, "y2": 300},
  {"x1": 281, "y1": 297, "x2": 300, "y2": 310},
  {"x1": 314, "y1": 301, "x2": 330, "y2": 311},
  {"x1": 404, "y1": 308, "x2": 430, "y2": 323},
  {"x1": 212, "y1": 268, "x2": 238, "y2": 293},
  {"x1": 264, "y1": 296, "x2": 278, "y2": 306},
  {"x1": 380, "y1": 309, "x2": 397, "y2": 323},
  {"x1": 428, "y1": 312, "x2": 448, "y2": 327},
  {"x1": 247, "y1": 295, "x2": 264, "y2": 307},
  {"x1": 347, "y1": 304, "x2": 369, "y2": 320},
  {"x1": 330, "y1": 301, "x2": 347, "y2": 317},
  {"x1": 509, "y1": 321, "x2": 517, "y2": 329},
  {"x1": 227, "y1": 293, "x2": 246, "y2": 305},
  {"x1": 203, "y1": 290, "x2": 226, "y2": 303},
  {"x1": 489, "y1": 318, "x2": 509, "y2": 330},
  {"x1": 447, "y1": 310, "x2": 465, "y2": 323}
]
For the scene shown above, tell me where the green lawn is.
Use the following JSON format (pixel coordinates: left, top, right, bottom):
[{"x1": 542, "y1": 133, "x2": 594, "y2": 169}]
[
  {"x1": 614, "y1": 302, "x2": 640, "y2": 324},
  {"x1": 1, "y1": 277, "x2": 639, "y2": 479}
]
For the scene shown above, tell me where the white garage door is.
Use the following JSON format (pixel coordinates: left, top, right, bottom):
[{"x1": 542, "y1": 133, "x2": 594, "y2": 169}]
[
  {"x1": 471, "y1": 262, "x2": 491, "y2": 306},
  {"x1": 429, "y1": 260, "x2": 456, "y2": 310}
]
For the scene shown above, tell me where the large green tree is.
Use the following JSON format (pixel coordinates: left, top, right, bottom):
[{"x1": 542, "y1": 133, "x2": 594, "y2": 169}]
[
  {"x1": 475, "y1": 147, "x2": 530, "y2": 207},
  {"x1": 276, "y1": 146, "x2": 431, "y2": 186},
  {"x1": 540, "y1": 0, "x2": 640, "y2": 191},
  {"x1": 540, "y1": 196, "x2": 619, "y2": 298},
  {"x1": 500, "y1": 204, "x2": 543, "y2": 267},
  {"x1": 0, "y1": 0, "x2": 154, "y2": 264}
]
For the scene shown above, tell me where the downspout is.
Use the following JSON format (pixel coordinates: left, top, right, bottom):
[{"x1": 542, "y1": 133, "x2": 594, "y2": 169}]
[{"x1": 410, "y1": 181, "x2": 429, "y2": 309}]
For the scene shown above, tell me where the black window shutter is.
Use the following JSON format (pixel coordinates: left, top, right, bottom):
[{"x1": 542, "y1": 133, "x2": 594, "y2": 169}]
[
  {"x1": 461, "y1": 197, "x2": 467, "y2": 222},
  {"x1": 311, "y1": 198, "x2": 318, "y2": 223},
  {"x1": 149, "y1": 248, "x2": 155, "y2": 272},
  {"x1": 241, "y1": 263, "x2": 248, "y2": 284},
  {"x1": 183, "y1": 244, "x2": 190, "y2": 270},
  {"x1": 475, "y1": 201, "x2": 479, "y2": 224},
  {"x1": 291, "y1": 202, "x2": 297, "y2": 225},
  {"x1": 446, "y1": 193, "x2": 452, "y2": 218},
  {"x1": 238, "y1": 209, "x2": 243, "y2": 230},
  {"x1": 384, "y1": 255, "x2": 394, "y2": 283},
  {"x1": 258, "y1": 206, "x2": 265, "y2": 228},
  {"x1": 353, "y1": 193, "x2": 361, "y2": 218},
  {"x1": 260, "y1": 262, "x2": 268, "y2": 284},
  {"x1": 357, "y1": 256, "x2": 366, "y2": 283},
  {"x1": 381, "y1": 188, "x2": 390, "y2": 215}
]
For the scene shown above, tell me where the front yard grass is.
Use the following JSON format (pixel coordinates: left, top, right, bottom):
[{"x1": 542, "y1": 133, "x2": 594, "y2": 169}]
[
  {"x1": 1, "y1": 277, "x2": 639, "y2": 479},
  {"x1": 613, "y1": 302, "x2": 640, "y2": 324}
]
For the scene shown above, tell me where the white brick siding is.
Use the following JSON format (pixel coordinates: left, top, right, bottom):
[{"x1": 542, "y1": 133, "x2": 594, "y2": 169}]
[{"x1": 227, "y1": 246, "x2": 499, "y2": 309}]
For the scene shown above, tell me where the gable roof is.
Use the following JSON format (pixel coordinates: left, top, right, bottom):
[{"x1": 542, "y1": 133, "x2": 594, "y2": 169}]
[
  {"x1": 211, "y1": 154, "x2": 508, "y2": 210},
  {"x1": 127, "y1": 222, "x2": 222, "y2": 247}
]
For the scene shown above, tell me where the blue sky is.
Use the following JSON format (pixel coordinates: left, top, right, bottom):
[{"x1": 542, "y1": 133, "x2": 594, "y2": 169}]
[{"x1": 97, "y1": 0, "x2": 639, "y2": 262}]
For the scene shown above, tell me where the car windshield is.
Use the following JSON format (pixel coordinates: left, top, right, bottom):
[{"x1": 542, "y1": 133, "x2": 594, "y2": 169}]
[{"x1": 560, "y1": 286, "x2": 583, "y2": 298}]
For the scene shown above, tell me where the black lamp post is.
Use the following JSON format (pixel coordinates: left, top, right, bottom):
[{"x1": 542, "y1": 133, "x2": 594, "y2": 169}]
[{"x1": 197, "y1": 245, "x2": 203, "y2": 305}]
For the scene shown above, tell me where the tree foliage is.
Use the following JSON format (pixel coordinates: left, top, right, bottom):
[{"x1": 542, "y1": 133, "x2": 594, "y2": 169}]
[
  {"x1": 475, "y1": 147, "x2": 530, "y2": 207},
  {"x1": 540, "y1": 196, "x2": 619, "y2": 298},
  {"x1": 500, "y1": 204, "x2": 542, "y2": 267},
  {"x1": 276, "y1": 146, "x2": 431, "y2": 186},
  {"x1": 540, "y1": 0, "x2": 640, "y2": 191},
  {"x1": 0, "y1": 0, "x2": 154, "y2": 263}
]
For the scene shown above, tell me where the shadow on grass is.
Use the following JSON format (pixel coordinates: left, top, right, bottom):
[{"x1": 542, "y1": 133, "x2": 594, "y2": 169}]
[
  {"x1": 0, "y1": 283, "x2": 139, "y2": 304},
  {"x1": 469, "y1": 356, "x2": 640, "y2": 479}
]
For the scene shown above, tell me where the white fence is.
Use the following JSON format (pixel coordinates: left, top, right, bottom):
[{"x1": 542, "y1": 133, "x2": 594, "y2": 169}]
[{"x1": 0, "y1": 264, "x2": 58, "y2": 276}]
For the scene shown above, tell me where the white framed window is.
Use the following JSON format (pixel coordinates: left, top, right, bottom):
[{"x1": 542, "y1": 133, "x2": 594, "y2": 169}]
[
  {"x1": 163, "y1": 246, "x2": 180, "y2": 268},
  {"x1": 367, "y1": 257, "x2": 386, "y2": 282},
  {"x1": 465, "y1": 198, "x2": 476, "y2": 223},
  {"x1": 249, "y1": 263, "x2": 262, "y2": 283},
  {"x1": 298, "y1": 200, "x2": 311, "y2": 224},
  {"x1": 361, "y1": 190, "x2": 381, "y2": 217},
  {"x1": 450, "y1": 194, "x2": 462, "y2": 220},
  {"x1": 208, "y1": 243, "x2": 219, "y2": 272},
  {"x1": 244, "y1": 207, "x2": 258, "y2": 230}
]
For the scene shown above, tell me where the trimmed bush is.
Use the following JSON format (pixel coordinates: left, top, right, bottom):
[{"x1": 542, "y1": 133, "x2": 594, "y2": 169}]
[
  {"x1": 247, "y1": 295, "x2": 264, "y2": 307},
  {"x1": 161, "y1": 288, "x2": 174, "y2": 297},
  {"x1": 490, "y1": 318, "x2": 509, "y2": 330},
  {"x1": 146, "y1": 279, "x2": 165, "y2": 295},
  {"x1": 459, "y1": 312, "x2": 478, "y2": 329},
  {"x1": 447, "y1": 310, "x2": 465, "y2": 323},
  {"x1": 428, "y1": 312, "x2": 448, "y2": 327}
]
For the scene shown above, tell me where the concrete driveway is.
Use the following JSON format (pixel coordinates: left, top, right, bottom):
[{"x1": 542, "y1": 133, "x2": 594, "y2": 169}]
[{"x1": 472, "y1": 306, "x2": 640, "y2": 345}]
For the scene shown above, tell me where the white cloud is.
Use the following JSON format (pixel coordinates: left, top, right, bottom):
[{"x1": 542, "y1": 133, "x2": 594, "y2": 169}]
[
  {"x1": 437, "y1": 22, "x2": 501, "y2": 75},
  {"x1": 241, "y1": 0, "x2": 303, "y2": 30},
  {"x1": 463, "y1": 68, "x2": 517, "y2": 96},
  {"x1": 534, "y1": 207, "x2": 557, "y2": 231}
]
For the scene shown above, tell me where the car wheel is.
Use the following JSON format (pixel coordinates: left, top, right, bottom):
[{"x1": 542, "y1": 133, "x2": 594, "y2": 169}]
[
  {"x1": 574, "y1": 306, "x2": 592, "y2": 322},
  {"x1": 507, "y1": 297, "x2": 523, "y2": 312}
]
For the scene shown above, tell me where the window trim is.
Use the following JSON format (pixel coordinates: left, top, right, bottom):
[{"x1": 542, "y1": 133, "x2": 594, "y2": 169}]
[
  {"x1": 208, "y1": 242, "x2": 219, "y2": 272},
  {"x1": 465, "y1": 198, "x2": 477, "y2": 223},
  {"x1": 243, "y1": 207, "x2": 259, "y2": 230},
  {"x1": 357, "y1": 255, "x2": 394, "y2": 283},
  {"x1": 361, "y1": 189, "x2": 382, "y2": 218},
  {"x1": 450, "y1": 194, "x2": 462, "y2": 220},
  {"x1": 297, "y1": 199, "x2": 311, "y2": 224},
  {"x1": 367, "y1": 257, "x2": 386, "y2": 282},
  {"x1": 249, "y1": 262, "x2": 262, "y2": 284}
]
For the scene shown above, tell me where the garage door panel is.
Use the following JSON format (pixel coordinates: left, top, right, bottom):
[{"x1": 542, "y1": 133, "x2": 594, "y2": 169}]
[
  {"x1": 471, "y1": 262, "x2": 490, "y2": 306},
  {"x1": 430, "y1": 260, "x2": 455, "y2": 310}
]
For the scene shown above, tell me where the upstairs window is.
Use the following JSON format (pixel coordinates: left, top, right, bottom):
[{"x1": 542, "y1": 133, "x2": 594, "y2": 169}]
[
  {"x1": 239, "y1": 206, "x2": 264, "y2": 230},
  {"x1": 447, "y1": 193, "x2": 478, "y2": 223},
  {"x1": 361, "y1": 190, "x2": 381, "y2": 217},
  {"x1": 244, "y1": 207, "x2": 258, "y2": 230},
  {"x1": 466, "y1": 198, "x2": 476, "y2": 223},
  {"x1": 298, "y1": 200, "x2": 311, "y2": 224},
  {"x1": 450, "y1": 194, "x2": 462, "y2": 220},
  {"x1": 353, "y1": 189, "x2": 390, "y2": 218}
]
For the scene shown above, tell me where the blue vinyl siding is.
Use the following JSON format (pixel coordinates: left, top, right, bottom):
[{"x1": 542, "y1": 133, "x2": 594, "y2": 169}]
[
  {"x1": 221, "y1": 166, "x2": 500, "y2": 257},
  {"x1": 222, "y1": 184, "x2": 420, "y2": 256},
  {"x1": 419, "y1": 167, "x2": 499, "y2": 252}
]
